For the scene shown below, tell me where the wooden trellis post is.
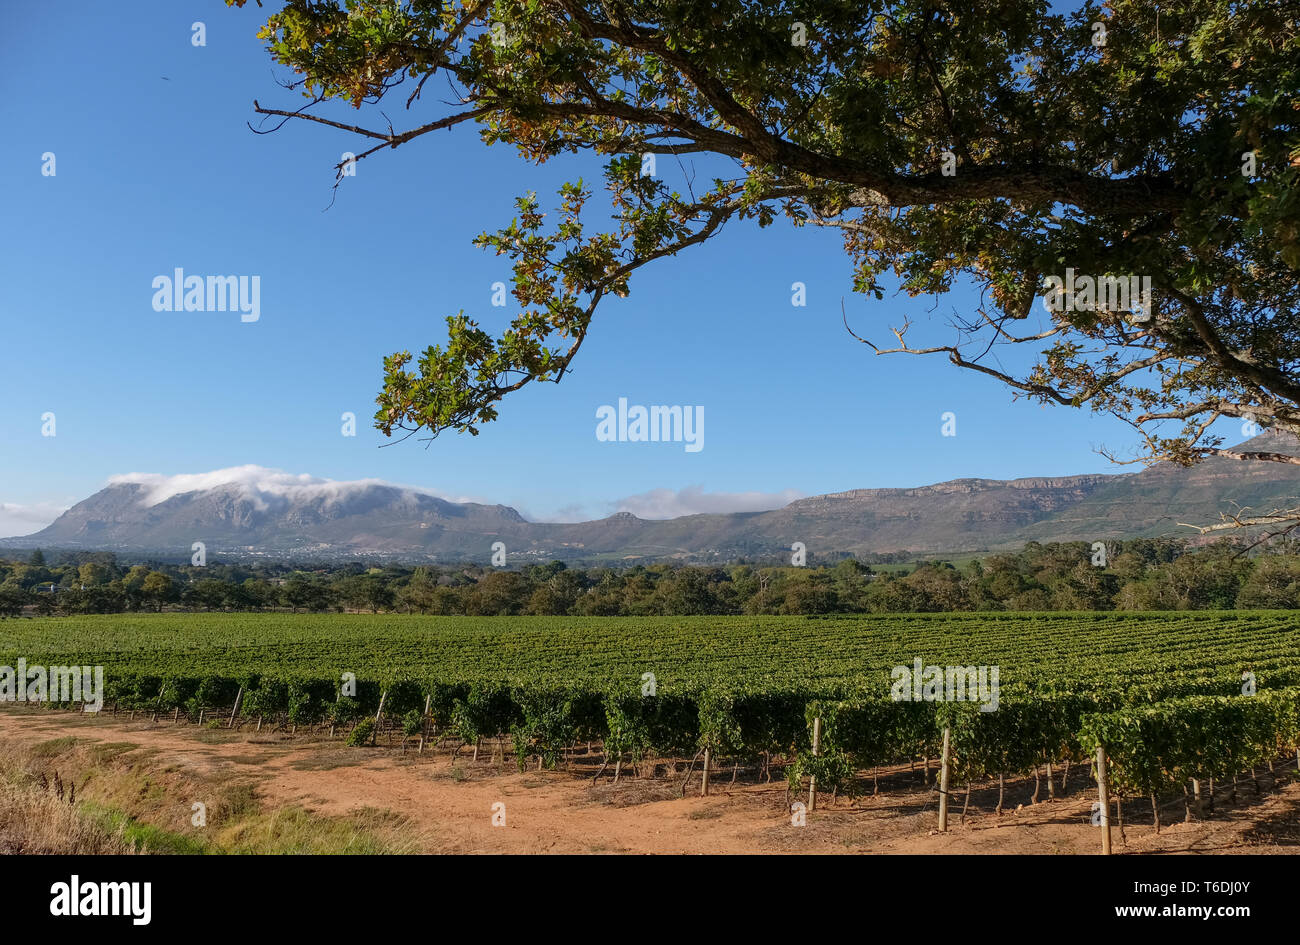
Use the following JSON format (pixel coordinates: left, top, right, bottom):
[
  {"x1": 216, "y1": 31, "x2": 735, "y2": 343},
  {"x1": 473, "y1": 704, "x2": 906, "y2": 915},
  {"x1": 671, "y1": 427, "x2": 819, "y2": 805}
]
[
  {"x1": 808, "y1": 716, "x2": 822, "y2": 812},
  {"x1": 938, "y1": 726, "x2": 952, "y2": 832},
  {"x1": 1096, "y1": 745, "x2": 1112, "y2": 856},
  {"x1": 371, "y1": 688, "x2": 387, "y2": 746}
]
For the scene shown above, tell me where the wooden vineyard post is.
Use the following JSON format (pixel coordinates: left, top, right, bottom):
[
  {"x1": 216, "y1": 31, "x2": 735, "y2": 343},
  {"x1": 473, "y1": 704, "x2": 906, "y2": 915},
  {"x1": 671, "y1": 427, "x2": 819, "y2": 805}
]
[
  {"x1": 1096, "y1": 745, "x2": 1112, "y2": 856},
  {"x1": 808, "y1": 716, "x2": 822, "y2": 812},
  {"x1": 701, "y1": 747, "x2": 710, "y2": 797},
  {"x1": 228, "y1": 686, "x2": 243, "y2": 728},
  {"x1": 371, "y1": 689, "x2": 387, "y2": 746},
  {"x1": 938, "y1": 726, "x2": 952, "y2": 832},
  {"x1": 197, "y1": 708, "x2": 204, "y2": 727},
  {"x1": 419, "y1": 694, "x2": 431, "y2": 754}
]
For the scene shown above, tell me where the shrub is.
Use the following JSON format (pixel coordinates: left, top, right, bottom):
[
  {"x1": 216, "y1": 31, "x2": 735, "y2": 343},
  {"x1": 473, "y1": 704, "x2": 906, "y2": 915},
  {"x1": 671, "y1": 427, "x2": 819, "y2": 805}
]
[
  {"x1": 346, "y1": 718, "x2": 375, "y2": 747},
  {"x1": 401, "y1": 709, "x2": 424, "y2": 737}
]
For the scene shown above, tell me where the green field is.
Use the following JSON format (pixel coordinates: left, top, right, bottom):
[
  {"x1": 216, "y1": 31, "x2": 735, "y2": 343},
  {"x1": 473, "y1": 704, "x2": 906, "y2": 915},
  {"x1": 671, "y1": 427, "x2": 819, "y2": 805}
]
[
  {"x1": 2, "y1": 612, "x2": 1298, "y2": 798},
  {"x1": 2, "y1": 611, "x2": 1298, "y2": 689}
]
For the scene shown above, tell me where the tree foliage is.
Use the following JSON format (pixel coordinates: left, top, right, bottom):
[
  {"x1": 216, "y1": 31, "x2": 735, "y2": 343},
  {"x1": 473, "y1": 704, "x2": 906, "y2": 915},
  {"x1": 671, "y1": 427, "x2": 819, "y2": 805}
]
[
  {"x1": 5, "y1": 538, "x2": 1300, "y2": 615},
  {"x1": 231, "y1": 0, "x2": 1299, "y2": 485}
]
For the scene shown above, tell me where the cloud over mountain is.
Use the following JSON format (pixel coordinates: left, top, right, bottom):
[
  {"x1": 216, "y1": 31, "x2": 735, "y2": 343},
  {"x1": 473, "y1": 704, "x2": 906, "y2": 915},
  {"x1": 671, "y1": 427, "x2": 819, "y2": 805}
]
[
  {"x1": 610, "y1": 485, "x2": 807, "y2": 519},
  {"x1": 107, "y1": 466, "x2": 479, "y2": 510},
  {"x1": 0, "y1": 501, "x2": 70, "y2": 538},
  {"x1": 8, "y1": 435, "x2": 1300, "y2": 563}
]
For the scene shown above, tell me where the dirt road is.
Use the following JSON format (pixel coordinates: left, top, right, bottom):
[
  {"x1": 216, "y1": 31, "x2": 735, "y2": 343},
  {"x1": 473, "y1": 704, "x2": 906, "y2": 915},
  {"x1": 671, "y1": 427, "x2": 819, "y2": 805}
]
[{"x1": 1, "y1": 709, "x2": 1295, "y2": 854}]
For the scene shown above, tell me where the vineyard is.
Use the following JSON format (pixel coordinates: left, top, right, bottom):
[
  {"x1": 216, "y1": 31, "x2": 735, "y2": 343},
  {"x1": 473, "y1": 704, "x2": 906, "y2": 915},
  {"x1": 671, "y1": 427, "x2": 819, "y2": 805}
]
[{"x1": 3, "y1": 611, "x2": 1299, "y2": 845}]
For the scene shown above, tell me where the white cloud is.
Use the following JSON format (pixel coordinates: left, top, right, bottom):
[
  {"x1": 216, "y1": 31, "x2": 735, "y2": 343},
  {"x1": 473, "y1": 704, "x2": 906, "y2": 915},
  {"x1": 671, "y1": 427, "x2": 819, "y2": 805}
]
[
  {"x1": 108, "y1": 465, "x2": 480, "y2": 510},
  {"x1": 4, "y1": 470, "x2": 803, "y2": 536},
  {"x1": 610, "y1": 485, "x2": 804, "y2": 519},
  {"x1": 550, "y1": 503, "x2": 591, "y2": 523},
  {"x1": 0, "y1": 501, "x2": 71, "y2": 538}
]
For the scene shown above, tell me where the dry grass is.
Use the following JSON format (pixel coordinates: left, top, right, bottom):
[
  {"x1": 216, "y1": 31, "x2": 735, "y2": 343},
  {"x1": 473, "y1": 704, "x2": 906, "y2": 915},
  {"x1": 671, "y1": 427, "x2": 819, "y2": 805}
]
[
  {"x1": 214, "y1": 805, "x2": 424, "y2": 854},
  {"x1": 0, "y1": 780, "x2": 139, "y2": 854},
  {"x1": 0, "y1": 730, "x2": 426, "y2": 854}
]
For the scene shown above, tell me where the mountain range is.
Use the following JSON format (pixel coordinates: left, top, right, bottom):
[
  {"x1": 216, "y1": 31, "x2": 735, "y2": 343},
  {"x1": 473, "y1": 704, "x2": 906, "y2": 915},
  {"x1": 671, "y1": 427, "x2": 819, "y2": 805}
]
[{"x1": 6, "y1": 435, "x2": 1300, "y2": 564}]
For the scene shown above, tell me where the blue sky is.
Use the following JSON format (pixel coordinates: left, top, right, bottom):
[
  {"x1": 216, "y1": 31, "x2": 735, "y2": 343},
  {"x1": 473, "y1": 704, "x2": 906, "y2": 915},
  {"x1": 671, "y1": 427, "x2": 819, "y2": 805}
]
[{"x1": 0, "y1": 1, "x2": 1229, "y2": 536}]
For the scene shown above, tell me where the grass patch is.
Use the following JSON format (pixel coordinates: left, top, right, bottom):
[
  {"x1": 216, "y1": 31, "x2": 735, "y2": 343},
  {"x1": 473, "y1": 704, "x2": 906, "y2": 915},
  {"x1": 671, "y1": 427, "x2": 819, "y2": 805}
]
[
  {"x1": 287, "y1": 750, "x2": 367, "y2": 772},
  {"x1": 78, "y1": 801, "x2": 213, "y2": 854},
  {"x1": 214, "y1": 805, "x2": 419, "y2": 854},
  {"x1": 64, "y1": 795, "x2": 414, "y2": 855},
  {"x1": 195, "y1": 730, "x2": 243, "y2": 744},
  {"x1": 212, "y1": 782, "x2": 260, "y2": 824},
  {"x1": 29, "y1": 737, "x2": 80, "y2": 758},
  {"x1": 88, "y1": 741, "x2": 139, "y2": 762},
  {"x1": 0, "y1": 731, "x2": 423, "y2": 854},
  {"x1": 0, "y1": 785, "x2": 140, "y2": 854},
  {"x1": 686, "y1": 806, "x2": 724, "y2": 820}
]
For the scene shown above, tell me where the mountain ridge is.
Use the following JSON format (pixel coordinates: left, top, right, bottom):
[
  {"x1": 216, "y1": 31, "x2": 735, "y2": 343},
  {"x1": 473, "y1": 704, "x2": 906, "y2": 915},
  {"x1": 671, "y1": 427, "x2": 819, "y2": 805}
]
[{"x1": 7, "y1": 434, "x2": 1300, "y2": 563}]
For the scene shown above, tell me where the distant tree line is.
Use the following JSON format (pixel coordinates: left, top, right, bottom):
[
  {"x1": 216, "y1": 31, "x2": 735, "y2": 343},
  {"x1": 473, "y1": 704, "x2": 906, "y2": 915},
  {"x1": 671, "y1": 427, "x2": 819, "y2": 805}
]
[{"x1": 3, "y1": 539, "x2": 1300, "y2": 618}]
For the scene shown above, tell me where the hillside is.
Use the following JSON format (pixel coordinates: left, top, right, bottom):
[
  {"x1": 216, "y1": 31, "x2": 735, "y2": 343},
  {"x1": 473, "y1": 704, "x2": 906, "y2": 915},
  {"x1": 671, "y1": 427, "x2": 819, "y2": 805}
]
[{"x1": 7, "y1": 434, "x2": 1300, "y2": 562}]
